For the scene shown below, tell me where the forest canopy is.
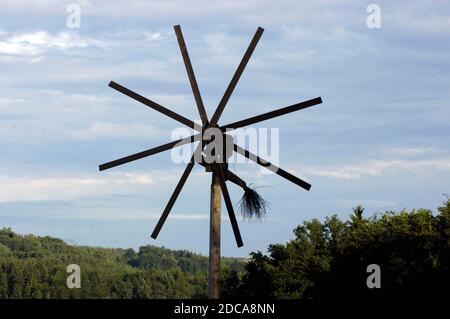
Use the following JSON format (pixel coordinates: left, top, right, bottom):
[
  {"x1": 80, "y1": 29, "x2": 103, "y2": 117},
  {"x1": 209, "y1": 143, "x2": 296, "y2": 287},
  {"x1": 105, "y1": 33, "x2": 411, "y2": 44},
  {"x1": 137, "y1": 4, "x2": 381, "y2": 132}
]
[
  {"x1": 1, "y1": 196, "x2": 449, "y2": 299},
  {"x1": 0, "y1": 228, "x2": 243, "y2": 298},
  {"x1": 223, "y1": 196, "x2": 450, "y2": 299}
]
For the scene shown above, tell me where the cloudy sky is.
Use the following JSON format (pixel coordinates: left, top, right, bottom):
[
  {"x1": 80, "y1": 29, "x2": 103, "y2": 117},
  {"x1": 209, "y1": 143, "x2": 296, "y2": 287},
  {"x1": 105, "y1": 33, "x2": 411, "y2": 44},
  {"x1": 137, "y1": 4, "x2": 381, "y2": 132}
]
[{"x1": 0, "y1": 0, "x2": 449, "y2": 256}]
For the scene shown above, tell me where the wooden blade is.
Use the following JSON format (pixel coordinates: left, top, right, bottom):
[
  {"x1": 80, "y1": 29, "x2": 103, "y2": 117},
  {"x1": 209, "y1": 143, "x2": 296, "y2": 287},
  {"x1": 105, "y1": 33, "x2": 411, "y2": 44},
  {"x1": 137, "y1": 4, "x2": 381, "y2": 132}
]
[
  {"x1": 109, "y1": 81, "x2": 203, "y2": 131},
  {"x1": 99, "y1": 133, "x2": 201, "y2": 171},
  {"x1": 209, "y1": 27, "x2": 264, "y2": 126},
  {"x1": 222, "y1": 97, "x2": 322, "y2": 130},
  {"x1": 151, "y1": 147, "x2": 200, "y2": 239},
  {"x1": 174, "y1": 25, "x2": 209, "y2": 126},
  {"x1": 214, "y1": 163, "x2": 244, "y2": 247},
  {"x1": 233, "y1": 144, "x2": 311, "y2": 191}
]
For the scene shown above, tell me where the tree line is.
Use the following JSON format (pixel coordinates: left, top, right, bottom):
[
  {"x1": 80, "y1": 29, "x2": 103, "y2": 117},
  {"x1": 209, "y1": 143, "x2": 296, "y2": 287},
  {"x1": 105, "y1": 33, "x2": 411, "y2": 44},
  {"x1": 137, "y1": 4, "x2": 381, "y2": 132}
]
[
  {"x1": 0, "y1": 228, "x2": 243, "y2": 298},
  {"x1": 1, "y1": 196, "x2": 449, "y2": 298},
  {"x1": 222, "y1": 196, "x2": 450, "y2": 298}
]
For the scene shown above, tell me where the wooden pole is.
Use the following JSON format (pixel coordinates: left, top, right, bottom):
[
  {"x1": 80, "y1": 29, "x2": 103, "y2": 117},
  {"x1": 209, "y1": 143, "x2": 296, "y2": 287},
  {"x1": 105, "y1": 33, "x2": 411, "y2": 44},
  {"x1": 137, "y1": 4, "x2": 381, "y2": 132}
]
[{"x1": 209, "y1": 173, "x2": 221, "y2": 299}]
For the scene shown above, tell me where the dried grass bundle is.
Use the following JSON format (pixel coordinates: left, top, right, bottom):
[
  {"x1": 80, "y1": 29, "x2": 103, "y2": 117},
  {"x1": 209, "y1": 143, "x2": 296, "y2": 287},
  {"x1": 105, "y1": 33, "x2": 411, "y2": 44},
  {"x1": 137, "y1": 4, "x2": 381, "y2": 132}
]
[{"x1": 238, "y1": 185, "x2": 270, "y2": 219}]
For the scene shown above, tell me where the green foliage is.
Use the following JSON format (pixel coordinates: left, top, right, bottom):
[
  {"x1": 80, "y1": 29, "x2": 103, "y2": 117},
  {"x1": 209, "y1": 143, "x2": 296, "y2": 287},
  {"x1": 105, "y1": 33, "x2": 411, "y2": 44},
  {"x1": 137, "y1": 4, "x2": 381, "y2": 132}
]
[
  {"x1": 224, "y1": 197, "x2": 450, "y2": 299},
  {"x1": 0, "y1": 229, "x2": 221, "y2": 299},
  {"x1": 2, "y1": 197, "x2": 449, "y2": 299}
]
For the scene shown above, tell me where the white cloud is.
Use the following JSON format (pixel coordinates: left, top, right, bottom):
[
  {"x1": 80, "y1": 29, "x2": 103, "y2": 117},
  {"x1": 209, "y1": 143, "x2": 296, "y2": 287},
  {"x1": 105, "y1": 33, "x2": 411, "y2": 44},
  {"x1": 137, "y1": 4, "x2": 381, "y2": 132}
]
[
  {"x1": 202, "y1": 31, "x2": 252, "y2": 67},
  {"x1": 1, "y1": 58, "x2": 185, "y2": 84},
  {"x1": 108, "y1": 214, "x2": 211, "y2": 220},
  {"x1": 71, "y1": 122, "x2": 165, "y2": 140},
  {"x1": 0, "y1": 31, "x2": 104, "y2": 57},
  {"x1": 145, "y1": 32, "x2": 162, "y2": 42},
  {"x1": 70, "y1": 212, "x2": 233, "y2": 221},
  {"x1": 273, "y1": 50, "x2": 317, "y2": 63},
  {"x1": 0, "y1": 88, "x2": 186, "y2": 145},
  {"x1": 0, "y1": 165, "x2": 216, "y2": 204},
  {"x1": 0, "y1": 40, "x2": 39, "y2": 56},
  {"x1": 0, "y1": 172, "x2": 162, "y2": 203},
  {"x1": 205, "y1": 32, "x2": 233, "y2": 54},
  {"x1": 81, "y1": 212, "x2": 211, "y2": 221},
  {"x1": 391, "y1": 12, "x2": 450, "y2": 36},
  {"x1": 383, "y1": 147, "x2": 436, "y2": 157},
  {"x1": 0, "y1": 96, "x2": 26, "y2": 104},
  {"x1": 299, "y1": 157, "x2": 450, "y2": 180}
]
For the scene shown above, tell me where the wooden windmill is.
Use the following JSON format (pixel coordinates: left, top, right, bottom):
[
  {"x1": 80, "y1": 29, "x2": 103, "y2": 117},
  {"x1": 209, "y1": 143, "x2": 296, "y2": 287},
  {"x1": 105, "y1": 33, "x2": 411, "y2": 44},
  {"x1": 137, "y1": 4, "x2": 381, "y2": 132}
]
[{"x1": 99, "y1": 25, "x2": 322, "y2": 298}]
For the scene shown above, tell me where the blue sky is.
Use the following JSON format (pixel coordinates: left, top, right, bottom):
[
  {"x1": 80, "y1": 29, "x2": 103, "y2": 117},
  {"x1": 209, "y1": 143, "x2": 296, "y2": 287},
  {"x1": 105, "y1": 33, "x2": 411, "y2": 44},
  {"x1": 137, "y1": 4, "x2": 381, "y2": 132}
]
[{"x1": 0, "y1": 0, "x2": 449, "y2": 257}]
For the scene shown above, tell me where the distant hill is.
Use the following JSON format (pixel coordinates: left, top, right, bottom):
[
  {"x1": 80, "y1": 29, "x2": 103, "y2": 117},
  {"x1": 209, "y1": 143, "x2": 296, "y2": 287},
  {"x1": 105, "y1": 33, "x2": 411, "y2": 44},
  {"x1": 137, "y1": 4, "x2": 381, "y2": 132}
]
[{"x1": 0, "y1": 228, "x2": 244, "y2": 298}]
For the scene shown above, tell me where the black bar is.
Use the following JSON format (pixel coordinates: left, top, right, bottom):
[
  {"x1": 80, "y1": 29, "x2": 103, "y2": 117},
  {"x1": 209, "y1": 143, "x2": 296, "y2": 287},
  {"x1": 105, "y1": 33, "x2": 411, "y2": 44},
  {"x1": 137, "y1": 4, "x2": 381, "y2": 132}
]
[{"x1": 0, "y1": 299, "x2": 363, "y2": 318}]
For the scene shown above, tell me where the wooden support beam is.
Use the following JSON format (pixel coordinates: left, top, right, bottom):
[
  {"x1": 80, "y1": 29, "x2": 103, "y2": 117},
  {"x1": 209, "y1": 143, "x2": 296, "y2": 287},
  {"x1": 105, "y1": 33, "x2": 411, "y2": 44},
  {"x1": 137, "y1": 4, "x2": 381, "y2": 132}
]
[{"x1": 209, "y1": 173, "x2": 221, "y2": 299}]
